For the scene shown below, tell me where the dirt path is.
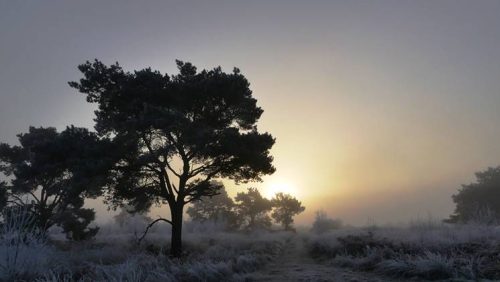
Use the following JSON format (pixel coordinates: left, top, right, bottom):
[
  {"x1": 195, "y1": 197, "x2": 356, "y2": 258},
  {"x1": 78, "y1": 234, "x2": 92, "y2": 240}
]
[{"x1": 252, "y1": 236, "x2": 397, "y2": 282}]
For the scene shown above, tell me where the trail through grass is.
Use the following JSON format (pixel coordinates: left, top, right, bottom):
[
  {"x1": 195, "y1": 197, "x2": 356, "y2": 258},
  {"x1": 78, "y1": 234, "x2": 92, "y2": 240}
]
[{"x1": 253, "y1": 235, "x2": 400, "y2": 282}]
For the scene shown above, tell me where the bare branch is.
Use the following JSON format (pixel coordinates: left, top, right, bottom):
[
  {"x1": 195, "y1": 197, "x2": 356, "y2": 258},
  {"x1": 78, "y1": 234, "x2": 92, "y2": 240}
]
[{"x1": 135, "y1": 217, "x2": 173, "y2": 244}]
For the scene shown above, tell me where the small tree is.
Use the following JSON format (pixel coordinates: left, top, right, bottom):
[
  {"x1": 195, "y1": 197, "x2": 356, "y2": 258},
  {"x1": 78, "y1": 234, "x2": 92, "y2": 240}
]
[
  {"x1": 311, "y1": 210, "x2": 342, "y2": 234},
  {"x1": 0, "y1": 126, "x2": 110, "y2": 239},
  {"x1": 271, "y1": 192, "x2": 305, "y2": 231},
  {"x1": 447, "y1": 166, "x2": 500, "y2": 224},
  {"x1": 235, "y1": 188, "x2": 273, "y2": 230},
  {"x1": 70, "y1": 60, "x2": 275, "y2": 256},
  {"x1": 187, "y1": 185, "x2": 239, "y2": 230},
  {"x1": 54, "y1": 206, "x2": 99, "y2": 240}
]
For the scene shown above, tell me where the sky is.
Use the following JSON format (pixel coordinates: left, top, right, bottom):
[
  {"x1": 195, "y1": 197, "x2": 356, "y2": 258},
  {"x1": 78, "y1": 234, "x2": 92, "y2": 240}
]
[{"x1": 2, "y1": 0, "x2": 500, "y2": 225}]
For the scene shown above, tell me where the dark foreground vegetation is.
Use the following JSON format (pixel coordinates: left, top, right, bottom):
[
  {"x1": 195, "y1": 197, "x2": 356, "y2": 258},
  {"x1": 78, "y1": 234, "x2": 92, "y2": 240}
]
[
  {"x1": 0, "y1": 208, "x2": 288, "y2": 281},
  {"x1": 304, "y1": 167, "x2": 500, "y2": 281},
  {"x1": 307, "y1": 222, "x2": 500, "y2": 281},
  {"x1": 2, "y1": 209, "x2": 500, "y2": 281}
]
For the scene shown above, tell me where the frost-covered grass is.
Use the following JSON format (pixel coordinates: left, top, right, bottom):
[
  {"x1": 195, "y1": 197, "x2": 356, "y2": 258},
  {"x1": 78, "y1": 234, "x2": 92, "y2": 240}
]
[
  {"x1": 0, "y1": 216, "x2": 288, "y2": 281},
  {"x1": 0, "y1": 208, "x2": 57, "y2": 281},
  {"x1": 3, "y1": 213, "x2": 500, "y2": 281},
  {"x1": 307, "y1": 221, "x2": 500, "y2": 280}
]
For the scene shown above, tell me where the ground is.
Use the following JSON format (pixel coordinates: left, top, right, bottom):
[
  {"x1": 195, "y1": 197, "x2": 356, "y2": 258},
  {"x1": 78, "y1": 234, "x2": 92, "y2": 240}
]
[{"x1": 254, "y1": 235, "x2": 400, "y2": 282}]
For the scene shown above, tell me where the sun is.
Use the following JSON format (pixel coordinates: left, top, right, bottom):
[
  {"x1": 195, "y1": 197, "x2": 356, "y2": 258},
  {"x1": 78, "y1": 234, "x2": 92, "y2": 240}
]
[{"x1": 264, "y1": 179, "x2": 298, "y2": 198}]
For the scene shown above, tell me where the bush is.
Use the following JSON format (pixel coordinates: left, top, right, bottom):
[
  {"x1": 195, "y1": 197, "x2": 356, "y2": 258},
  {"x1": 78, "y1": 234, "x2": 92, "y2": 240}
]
[
  {"x1": 310, "y1": 210, "x2": 342, "y2": 234},
  {"x1": 307, "y1": 224, "x2": 500, "y2": 280}
]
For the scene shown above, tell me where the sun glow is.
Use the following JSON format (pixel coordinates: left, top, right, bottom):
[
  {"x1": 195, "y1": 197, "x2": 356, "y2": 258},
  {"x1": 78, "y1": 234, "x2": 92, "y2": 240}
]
[{"x1": 263, "y1": 179, "x2": 298, "y2": 199}]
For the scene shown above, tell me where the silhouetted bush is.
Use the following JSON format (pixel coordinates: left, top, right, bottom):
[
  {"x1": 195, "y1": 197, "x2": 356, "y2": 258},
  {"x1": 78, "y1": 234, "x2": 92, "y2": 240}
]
[{"x1": 310, "y1": 210, "x2": 342, "y2": 234}]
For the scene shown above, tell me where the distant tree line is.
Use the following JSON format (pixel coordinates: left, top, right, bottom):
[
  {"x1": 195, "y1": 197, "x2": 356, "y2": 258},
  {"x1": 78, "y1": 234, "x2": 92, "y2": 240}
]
[{"x1": 187, "y1": 187, "x2": 305, "y2": 231}]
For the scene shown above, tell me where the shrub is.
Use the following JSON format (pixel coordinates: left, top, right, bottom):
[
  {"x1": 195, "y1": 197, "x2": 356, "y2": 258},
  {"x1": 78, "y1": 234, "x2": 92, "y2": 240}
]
[{"x1": 311, "y1": 210, "x2": 342, "y2": 234}]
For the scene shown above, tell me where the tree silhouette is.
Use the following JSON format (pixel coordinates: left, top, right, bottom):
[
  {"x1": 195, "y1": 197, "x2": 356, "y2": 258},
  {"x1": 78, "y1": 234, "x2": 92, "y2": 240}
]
[
  {"x1": 447, "y1": 166, "x2": 500, "y2": 224},
  {"x1": 54, "y1": 206, "x2": 99, "y2": 240},
  {"x1": 0, "y1": 126, "x2": 110, "y2": 239},
  {"x1": 311, "y1": 210, "x2": 343, "y2": 234},
  {"x1": 271, "y1": 192, "x2": 305, "y2": 231},
  {"x1": 0, "y1": 182, "x2": 7, "y2": 210},
  {"x1": 70, "y1": 60, "x2": 275, "y2": 257},
  {"x1": 187, "y1": 185, "x2": 239, "y2": 230},
  {"x1": 235, "y1": 187, "x2": 273, "y2": 230}
]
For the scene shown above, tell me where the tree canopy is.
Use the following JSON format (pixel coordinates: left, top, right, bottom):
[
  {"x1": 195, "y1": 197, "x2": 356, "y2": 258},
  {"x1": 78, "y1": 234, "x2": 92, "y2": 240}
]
[
  {"x1": 70, "y1": 59, "x2": 275, "y2": 256},
  {"x1": 234, "y1": 187, "x2": 273, "y2": 230},
  {"x1": 271, "y1": 192, "x2": 305, "y2": 230},
  {"x1": 0, "y1": 126, "x2": 111, "y2": 239},
  {"x1": 447, "y1": 166, "x2": 500, "y2": 224},
  {"x1": 186, "y1": 185, "x2": 238, "y2": 228}
]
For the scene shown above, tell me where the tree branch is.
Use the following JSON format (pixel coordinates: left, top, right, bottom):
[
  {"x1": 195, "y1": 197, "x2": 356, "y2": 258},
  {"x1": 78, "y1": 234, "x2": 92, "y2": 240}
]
[
  {"x1": 141, "y1": 133, "x2": 162, "y2": 166},
  {"x1": 10, "y1": 193, "x2": 28, "y2": 205},
  {"x1": 48, "y1": 194, "x2": 60, "y2": 212},
  {"x1": 135, "y1": 217, "x2": 173, "y2": 244},
  {"x1": 165, "y1": 161, "x2": 181, "y2": 178},
  {"x1": 189, "y1": 162, "x2": 213, "y2": 178},
  {"x1": 6, "y1": 199, "x2": 24, "y2": 207},
  {"x1": 188, "y1": 157, "x2": 228, "y2": 179},
  {"x1": 159, "y1": 167, "x2": 176, "y2": 201},
  {"x1": 145, "y1": 164, "x2": 160, "y2": 173},
  {"x1": 183, "y1": 169, "x2": 222, "y2": 203},
  {"x1": 28, "y1": 191, "x2": 40, "y2": 204}
]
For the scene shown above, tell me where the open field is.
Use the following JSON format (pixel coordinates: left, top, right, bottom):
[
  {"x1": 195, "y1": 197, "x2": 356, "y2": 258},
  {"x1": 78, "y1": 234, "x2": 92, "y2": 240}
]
[{"x1": 2, "y1": 216, "x2": 499, "y2": 282}]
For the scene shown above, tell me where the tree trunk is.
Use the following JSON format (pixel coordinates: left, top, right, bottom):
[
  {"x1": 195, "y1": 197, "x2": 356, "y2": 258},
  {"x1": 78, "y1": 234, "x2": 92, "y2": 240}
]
[
  {"x1": 249, "y1": 213, "x2": 255, "y2": 230},
  {"x1": 170, "y1": 203, "x2": 184, "y2": 258}
]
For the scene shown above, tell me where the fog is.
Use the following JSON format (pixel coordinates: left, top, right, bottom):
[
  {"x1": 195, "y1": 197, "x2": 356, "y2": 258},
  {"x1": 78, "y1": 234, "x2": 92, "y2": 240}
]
[{"x1": 3, "y1": 0, "x2": 500, "y2": 225}]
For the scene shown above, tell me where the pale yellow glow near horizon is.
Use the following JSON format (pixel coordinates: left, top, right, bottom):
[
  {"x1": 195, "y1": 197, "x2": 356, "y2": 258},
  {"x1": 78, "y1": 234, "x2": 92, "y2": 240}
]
[{"x1": 262, "y1": 178, "x2": 299, "y2": 199}]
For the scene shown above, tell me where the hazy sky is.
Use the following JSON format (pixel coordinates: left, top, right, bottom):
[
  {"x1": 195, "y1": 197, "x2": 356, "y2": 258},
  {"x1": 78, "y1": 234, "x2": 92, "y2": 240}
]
[{"x1": 2, "y1": 1, "x2": 500, "y2": 225}]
